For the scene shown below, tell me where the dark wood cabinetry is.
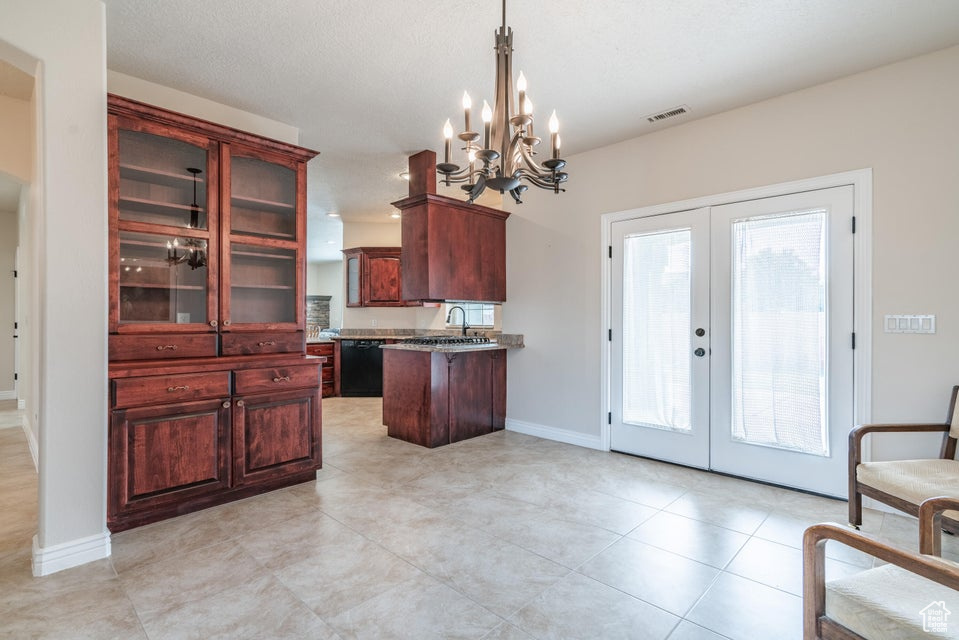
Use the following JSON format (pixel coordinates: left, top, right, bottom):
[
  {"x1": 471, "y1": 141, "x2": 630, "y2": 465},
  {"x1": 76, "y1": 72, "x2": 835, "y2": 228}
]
[
  {"x1": 394, "y1": 151, "x2": 510, "y2": 303},
  {"x1": 343, "y1": 247, "x2": 418, "y2": 307},
  {"x1": 107, "y1": 95, "x2": 321, "y2": 532},
  {"x1": 382, "y1": 348, "x2": 506, "y2": 448},
  {"x1": 306, "y1": 342, "x2": 335, "y2": 397}
]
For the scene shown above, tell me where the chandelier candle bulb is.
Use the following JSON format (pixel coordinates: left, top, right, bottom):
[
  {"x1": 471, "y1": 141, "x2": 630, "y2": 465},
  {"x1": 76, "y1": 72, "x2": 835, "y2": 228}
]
[
  {"x1": 443, "y1": 119, "x2": 453, "y2": 164},
  {"x1": 517, "y1": 71, "x2": 527, "y2": 117},
  {"x1": 548, "y1": 110, "x2": 559, "y2": 158},
  {"x1": 462, "y1": 91, "x2": 472, "y2": 132},
  {"x1": 482, "y1": 100, "x2": 493, "y2": 149}
]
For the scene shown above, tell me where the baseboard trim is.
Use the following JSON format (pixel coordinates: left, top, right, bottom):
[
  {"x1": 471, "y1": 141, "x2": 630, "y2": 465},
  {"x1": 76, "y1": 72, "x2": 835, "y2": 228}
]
[
  {"x1": 21, "y1": 416, "x2": 38, "y2": 471},
  {"x1": 32, "y1": 531, "x2": 111, "y2": 577},
  {"x1": 506, "y1": 418, "x2": 606, "y2": 451},
  {"x1": 0, "y1": 390, "x2": 15, "y2": 400}
]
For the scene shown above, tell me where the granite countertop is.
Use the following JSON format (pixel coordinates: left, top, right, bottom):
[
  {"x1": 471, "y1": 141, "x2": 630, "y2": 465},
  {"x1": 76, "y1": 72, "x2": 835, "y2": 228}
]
[
  {"x1": 328, "y1": 329, "x2": 525, "y2": 348},
  {"x1": 380, "y1": 341, "x2": 515, "y2": 353}
]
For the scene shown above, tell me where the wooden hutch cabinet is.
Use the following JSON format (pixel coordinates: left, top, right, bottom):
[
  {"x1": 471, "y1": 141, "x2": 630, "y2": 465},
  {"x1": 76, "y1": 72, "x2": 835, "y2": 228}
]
[{"x1": 107, "y1": 95, "x2": 321, "y2": 531}]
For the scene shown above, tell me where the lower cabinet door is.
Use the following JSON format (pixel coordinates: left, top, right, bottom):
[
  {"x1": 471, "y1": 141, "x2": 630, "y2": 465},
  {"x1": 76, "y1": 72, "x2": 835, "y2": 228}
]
[
  {"x1": 109, "y1": 398, "x2": 232, "y2": 523},
  {"x1": 233, "y1": 387, "x2": 321, "y2": 485}
]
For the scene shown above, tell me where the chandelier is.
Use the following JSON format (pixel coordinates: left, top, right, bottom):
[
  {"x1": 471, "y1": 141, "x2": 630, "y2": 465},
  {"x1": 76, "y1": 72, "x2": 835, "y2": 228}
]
[{"x1": 436, "y1": 0, "x2": 567, "y2": 204}]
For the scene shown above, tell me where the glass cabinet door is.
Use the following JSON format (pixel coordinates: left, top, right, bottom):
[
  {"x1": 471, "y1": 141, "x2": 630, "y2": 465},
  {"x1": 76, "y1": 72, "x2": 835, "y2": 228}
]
[
  {"x1": 117, "y1": 231, "x2": 209, "y2": 326},
  {"x1": 110, "y1": 116, "x2": 218, "y2": 333},
  {"x1": 222, "y1": 145, "x2": 304, "y2": 330}
]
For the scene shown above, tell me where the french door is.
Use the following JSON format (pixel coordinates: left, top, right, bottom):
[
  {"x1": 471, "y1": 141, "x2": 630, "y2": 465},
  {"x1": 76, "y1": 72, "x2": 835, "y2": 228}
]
[{"x1": 610, "y1": 187, "x2": 854, "y2": 497}]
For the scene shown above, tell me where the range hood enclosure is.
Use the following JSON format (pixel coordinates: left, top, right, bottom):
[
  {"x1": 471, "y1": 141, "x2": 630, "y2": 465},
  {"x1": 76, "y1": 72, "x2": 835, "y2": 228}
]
[{"x1": 394, "y1": 150, "x2": 509, "y2": 303}]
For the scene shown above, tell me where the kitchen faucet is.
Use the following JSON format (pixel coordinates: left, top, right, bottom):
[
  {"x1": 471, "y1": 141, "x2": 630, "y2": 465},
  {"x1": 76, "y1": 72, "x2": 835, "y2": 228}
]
[{"x1": 446, "y1": 306, "x2": 470, "y2": 336}]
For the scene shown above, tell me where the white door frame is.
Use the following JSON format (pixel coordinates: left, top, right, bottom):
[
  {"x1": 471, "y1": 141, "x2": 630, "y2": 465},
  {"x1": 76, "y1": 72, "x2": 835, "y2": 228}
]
[{"x1": 600, "y1": 169, "x2": 873, "y2": 461}]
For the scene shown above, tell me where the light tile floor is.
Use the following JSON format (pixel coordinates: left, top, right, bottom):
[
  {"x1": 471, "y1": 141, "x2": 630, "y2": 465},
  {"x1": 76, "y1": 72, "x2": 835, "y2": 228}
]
[{"x1": 1, "y1": 397, "x2": 956, "y2": 639}]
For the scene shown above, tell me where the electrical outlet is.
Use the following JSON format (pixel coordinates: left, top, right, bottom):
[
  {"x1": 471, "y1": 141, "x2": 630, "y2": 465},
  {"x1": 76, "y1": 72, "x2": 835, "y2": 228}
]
[{"x1": 371, "y1": 319, "x2": 377, "y2": 327}]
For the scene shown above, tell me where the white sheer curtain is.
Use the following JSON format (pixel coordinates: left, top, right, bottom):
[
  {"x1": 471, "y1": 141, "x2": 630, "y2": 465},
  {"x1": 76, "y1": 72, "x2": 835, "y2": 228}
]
[
  {"x1": 622, "y1": 230, "x2": 692, "y2": 431},
  {"x1": 731, "y1": 210, "x2": 828, "y2": 456}
]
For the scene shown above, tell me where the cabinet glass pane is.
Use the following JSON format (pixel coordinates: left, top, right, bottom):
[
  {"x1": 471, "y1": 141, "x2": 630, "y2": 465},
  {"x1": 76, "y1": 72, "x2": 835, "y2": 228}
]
[
  {"x1": 230, "y1": 243, "x2": 296, "y2": 323},
  {"x1": 731, "y1": 210, "x2": 828, "y2": 455},
  {"x1": 622, "y1": 229, "x2": 692, "y2": 432},
  {"x1": 230, "y1": 156, "x2": 296, "y2": 239},
  {"x1": 347, "y1": 257, "x2": 359, "y2": 305},
  {"x1": 118, "y1": 130, "x2": 208, "y2": 230},
  {"x1": 118, "y1": 231, "x2": 208, "y2": 325}
]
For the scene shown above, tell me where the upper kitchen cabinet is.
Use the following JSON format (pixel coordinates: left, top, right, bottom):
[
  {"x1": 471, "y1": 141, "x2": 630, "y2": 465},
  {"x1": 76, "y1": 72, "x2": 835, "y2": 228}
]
[
  {"x1": 109, "y1": 113, "x2": 219, "y2": 334},
  {"x1": 108, "y1": 95, "x2": 316, "y2": 337},
  {"x1": 221, "y1": 145, "x2": 307, "y2": 331},
  {"x1": 343, "y1": 247, "x2": 419, "y2": 307},
  {"x1": 393, "y1": 151, "x2": 509, "y2": 303}
]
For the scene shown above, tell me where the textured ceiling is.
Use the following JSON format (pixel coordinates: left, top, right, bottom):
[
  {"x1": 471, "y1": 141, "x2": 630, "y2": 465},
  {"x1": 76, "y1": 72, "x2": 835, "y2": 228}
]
[{"x1": 103, "y1": 0, "x2": 959, "y2": 261}]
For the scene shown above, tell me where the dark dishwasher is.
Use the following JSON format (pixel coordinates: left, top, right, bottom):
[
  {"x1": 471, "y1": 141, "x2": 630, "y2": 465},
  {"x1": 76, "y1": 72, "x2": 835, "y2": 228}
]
[{"x1": 339, "y1": 339, "x2": 385, "y2": 397}]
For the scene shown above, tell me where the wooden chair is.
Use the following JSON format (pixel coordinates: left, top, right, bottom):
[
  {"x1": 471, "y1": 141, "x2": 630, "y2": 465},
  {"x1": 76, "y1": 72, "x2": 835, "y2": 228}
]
[
  {"x1": 849, "y1": 385, "x2": 959, "y2": 533},
  {"x1": 804, "y1": 496, "x2": 959, "y2": 639}
]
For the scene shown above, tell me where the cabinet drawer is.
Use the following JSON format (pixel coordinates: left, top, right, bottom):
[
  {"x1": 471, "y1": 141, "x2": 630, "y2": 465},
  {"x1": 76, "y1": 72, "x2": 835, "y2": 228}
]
[
  {"x1": 234, "y1": 364, "x2": 319, "y2": 395},
  {"x1": 113, "y1": 371, "x2": 231, "y2": 409},
  {"x1": 110, "y1": 334, "x2": 218, "y2": 361},
  {"x1": 221, "y1": 332, "x2": 304, "y2": 356},
  {"x1": 306, "y1": 342, "x2": 334, "y2": 357}
]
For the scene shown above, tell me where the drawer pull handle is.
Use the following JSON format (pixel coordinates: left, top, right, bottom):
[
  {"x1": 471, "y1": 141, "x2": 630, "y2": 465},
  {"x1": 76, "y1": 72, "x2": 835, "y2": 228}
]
[
  {"x1": 258, "y1": 341, "x2": 276, "y2": 347},
  {"x1": 273, "y1": 376, "x2": 291, "y2": 383},
  {"x1": 156, "y1": 344, "x2": 178, "y2": 351},
  {"x1": 167, "y1": 385, "x2": 191, "y2": 392}
]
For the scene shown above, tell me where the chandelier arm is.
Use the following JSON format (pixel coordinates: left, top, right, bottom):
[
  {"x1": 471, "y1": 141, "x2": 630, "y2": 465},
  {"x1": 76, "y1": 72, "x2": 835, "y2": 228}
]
[{"x1": 520, "y1": 174, "x2": 562, "y2": 189}]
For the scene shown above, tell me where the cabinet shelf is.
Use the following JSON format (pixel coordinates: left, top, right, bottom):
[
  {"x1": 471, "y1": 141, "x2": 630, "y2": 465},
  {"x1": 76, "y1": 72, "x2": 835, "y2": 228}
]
[
  {"x1": 232, "y1": 250, "x2": 296, "y2": 261},
  {"x1": 119, "y1": 283, "x2": 205, "y2": 291},
  {"x1": 231, "y1": 284, "x2": 294, "y2": 290},
  {"x1": 120, "y1": 163, "x2": 206, "y2": 187},
  {"x1": 231, "y1": 194, "x2": 294, "y2": 213},
  {"x1": 120, "y1": 196, "x2": 205, "y2": 216}
]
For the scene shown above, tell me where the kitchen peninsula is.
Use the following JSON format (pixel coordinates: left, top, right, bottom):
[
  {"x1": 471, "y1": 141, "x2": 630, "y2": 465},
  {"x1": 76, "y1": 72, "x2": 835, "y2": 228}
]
[{"x1": 382, "y1": 339, "x2": 519, "y2": 448}]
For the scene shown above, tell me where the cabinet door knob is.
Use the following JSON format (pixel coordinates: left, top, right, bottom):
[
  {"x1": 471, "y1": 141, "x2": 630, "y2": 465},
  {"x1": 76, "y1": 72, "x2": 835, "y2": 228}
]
[
  {"x1": 694, "y1": 348, "x2": 706, "y2": 357},
  {"x1": 236, "y1": 400, "x2": 245, "y2": 407},
  {"x1": 222, "y1": 401, "x2": 231, "y2": 408},
  {"x1": 209, "y1": 320, "x2": 218, "y2": 328},
  {"x1": 223, "y1": 320, "x2": 231, "y2": 327}
]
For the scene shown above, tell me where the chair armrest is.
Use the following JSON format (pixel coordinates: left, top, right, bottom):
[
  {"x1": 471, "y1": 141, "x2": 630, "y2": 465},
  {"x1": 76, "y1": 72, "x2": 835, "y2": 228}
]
[
  {"x1": 848, "y1": 423, "x2": 949, "y2": 466},
  {"x1": 803, "y1": 523, "x2": 959, "y2": 639},
  {"x1": 919, "y1": 496, "x2": 959, "y2": 556}
]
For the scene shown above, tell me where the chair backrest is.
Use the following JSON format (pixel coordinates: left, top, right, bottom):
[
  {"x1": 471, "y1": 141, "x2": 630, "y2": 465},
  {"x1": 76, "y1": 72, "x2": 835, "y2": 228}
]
[{"x1": 944, "y1": 385, "x2": 959, "y2": 458}]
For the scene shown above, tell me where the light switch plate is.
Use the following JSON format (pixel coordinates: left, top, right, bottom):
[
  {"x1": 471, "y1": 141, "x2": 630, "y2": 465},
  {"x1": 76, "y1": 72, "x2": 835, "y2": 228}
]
[{"x1": 884, "y1": 314, "x2": 935, "y2": 334}]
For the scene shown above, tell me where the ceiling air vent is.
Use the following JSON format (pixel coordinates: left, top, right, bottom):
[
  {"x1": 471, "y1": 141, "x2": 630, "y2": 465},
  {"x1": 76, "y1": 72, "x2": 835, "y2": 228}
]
[{"x1": 646, "y1": 105, "x2": 690, "y2": 124}]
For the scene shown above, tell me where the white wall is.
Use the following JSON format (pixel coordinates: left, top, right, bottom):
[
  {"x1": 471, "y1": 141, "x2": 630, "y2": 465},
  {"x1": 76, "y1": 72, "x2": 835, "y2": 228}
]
[
  {"x1": 505, "y1": 45, "x2": 959, "y2": 462},
  {"x1": 107, "y1": 71, "x2": 299, "y2": 145},
  {"x1": 0, "y1": 211, "x2": 16, "y2": 397},
  {"x1": 340, "y1": 220, "x2": 444, "y2": 329},
  {"x1": 307, "y1": 261, "x2": 343, "y2": 328},
  {"x1": 1, "y1": 0, "x2": 109, "y2": 574},
  {"x1": 0, "y1": 94, "x2": 31, "y2": 181}
]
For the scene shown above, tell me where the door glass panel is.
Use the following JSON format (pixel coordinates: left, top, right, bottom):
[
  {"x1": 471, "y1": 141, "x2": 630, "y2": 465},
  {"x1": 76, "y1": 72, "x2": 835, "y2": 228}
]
[
  {"x1": 117, "y1": 130, "x2": 208, "y2": 230},
  {"x1": 230, "y1": 156, "x2": 296, "y2": 239},
  {"x1": 731, "y1": 210, "x2": 828, "y2": 455},
  {"x1": 118, "y1": 231, "x2": 208, "y2": 325},
  {"x1": 622, "y1": 229, "x2": 692, "y2": 431},
  {"x1": 230, "y1": 243, "x2": 296, "y2": 323}
]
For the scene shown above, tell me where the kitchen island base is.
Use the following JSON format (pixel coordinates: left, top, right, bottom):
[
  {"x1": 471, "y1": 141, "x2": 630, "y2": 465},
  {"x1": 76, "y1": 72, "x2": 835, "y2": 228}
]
[{"x1": 382, "y1": 348, "x2": 506, "y2": 448}]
